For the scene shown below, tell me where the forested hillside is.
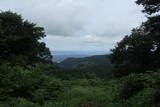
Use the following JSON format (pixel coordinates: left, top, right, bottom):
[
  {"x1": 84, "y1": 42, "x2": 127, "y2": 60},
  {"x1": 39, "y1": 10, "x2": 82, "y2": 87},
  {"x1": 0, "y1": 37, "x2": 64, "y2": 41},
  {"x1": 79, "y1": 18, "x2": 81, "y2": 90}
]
[
  {"x1": 58, "y1": 55, "x2": 111, "y2": 68},
  {"x1": 54, "y1": 55, "x2": 113, "y2": 79},
  {"x1": 0, "y1": 0, "x2": 160, "y2": 106},
  {"x1": 52, "y1": 51, "x2": 108, "y2": 62}
]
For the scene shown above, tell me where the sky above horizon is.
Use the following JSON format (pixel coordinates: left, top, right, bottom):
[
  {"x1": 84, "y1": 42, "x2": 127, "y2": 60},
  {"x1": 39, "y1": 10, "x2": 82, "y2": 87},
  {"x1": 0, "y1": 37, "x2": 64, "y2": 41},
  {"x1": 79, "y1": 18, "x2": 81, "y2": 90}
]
[{"x1": 0, "y1": 0, "x2": 146, "y2": 51}]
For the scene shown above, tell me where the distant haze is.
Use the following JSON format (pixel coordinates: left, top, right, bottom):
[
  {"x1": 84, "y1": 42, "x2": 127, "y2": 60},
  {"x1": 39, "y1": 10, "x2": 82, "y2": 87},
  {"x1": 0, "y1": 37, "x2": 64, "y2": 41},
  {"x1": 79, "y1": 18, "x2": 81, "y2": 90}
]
[{"x1": 52, "y1": 51, "x2": 109, "y2": 62}]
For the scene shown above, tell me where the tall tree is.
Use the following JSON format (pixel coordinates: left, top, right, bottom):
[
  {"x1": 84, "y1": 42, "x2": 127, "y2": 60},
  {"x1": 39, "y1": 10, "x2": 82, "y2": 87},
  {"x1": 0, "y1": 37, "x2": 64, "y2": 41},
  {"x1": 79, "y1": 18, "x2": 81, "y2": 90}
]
[
  {"x1": 111, "y1": 28, "x2": 154, "y2": 77},
  {"x1": 111, "y1": 0, "x2": 160, "y2": 77},
  {"x1": 0, "y1": 11, "x2": 52, "y2": 65},
  {"x1": 136, "y1": 0, "x2": 160, "y2": 15}
]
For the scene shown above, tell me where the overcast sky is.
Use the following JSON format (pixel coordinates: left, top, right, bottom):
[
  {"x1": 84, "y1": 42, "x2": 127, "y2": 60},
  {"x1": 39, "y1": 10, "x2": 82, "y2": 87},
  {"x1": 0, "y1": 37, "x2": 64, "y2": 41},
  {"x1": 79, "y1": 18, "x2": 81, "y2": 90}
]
[{"x1": 0, "y1": 0, "x2": 146, "y2": 51}]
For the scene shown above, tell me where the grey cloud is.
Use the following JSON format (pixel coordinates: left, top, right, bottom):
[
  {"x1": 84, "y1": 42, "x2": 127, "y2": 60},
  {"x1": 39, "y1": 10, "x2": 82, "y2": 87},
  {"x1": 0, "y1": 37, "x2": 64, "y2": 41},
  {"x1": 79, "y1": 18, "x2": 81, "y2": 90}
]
[
  {"x1": 0, "y1": 0, "x2": 146, "y2": 51},
  {"x1": 0, "y1": 0, "x2": 145, "y2": 37}
]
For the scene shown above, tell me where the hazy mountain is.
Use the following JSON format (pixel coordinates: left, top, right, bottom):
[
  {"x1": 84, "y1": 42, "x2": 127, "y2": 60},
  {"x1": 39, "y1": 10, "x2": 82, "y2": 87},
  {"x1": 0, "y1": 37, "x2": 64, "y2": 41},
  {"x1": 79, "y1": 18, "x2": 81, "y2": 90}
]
[
  {"x1": 51, "y1": 51, "x2": 110, "y2": 62},
  {"x1": 55, "y1": 55, "x2": 113, "y2": 78},
  {"x1": 57, "y1": 55, "x2": 108, "y2": 68}
]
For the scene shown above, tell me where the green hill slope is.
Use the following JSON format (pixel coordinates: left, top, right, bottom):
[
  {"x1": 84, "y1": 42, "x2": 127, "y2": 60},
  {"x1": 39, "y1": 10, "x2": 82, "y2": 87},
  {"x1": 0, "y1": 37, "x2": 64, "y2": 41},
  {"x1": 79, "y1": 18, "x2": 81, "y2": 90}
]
[
  {"x1": 55, "y1": 55, "x2": 113, "y2": 78},
  {"x1": 58, "y1": 55, "x2": 110, "y2": 68}
]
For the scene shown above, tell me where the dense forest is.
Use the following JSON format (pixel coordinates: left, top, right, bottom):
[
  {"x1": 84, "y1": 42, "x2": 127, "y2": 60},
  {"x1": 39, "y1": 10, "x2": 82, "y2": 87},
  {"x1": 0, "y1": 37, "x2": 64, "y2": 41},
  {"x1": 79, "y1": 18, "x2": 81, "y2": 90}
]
[{"x1": 0, "y1": 0, "x2": 160, "y2": 107}]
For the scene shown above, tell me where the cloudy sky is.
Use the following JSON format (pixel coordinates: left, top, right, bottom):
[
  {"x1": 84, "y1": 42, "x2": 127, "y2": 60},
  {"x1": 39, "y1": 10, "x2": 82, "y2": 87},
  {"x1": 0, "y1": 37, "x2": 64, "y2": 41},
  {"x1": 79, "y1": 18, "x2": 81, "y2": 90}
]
[{"x1": 0, "y1": 0, "x2": 146, "y2": 51}]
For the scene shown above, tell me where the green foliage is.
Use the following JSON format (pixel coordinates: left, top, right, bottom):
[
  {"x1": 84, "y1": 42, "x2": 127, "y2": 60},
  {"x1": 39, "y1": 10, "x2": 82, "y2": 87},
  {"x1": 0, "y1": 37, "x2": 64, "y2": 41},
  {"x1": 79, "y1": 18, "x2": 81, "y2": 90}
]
[
  {"x1": 111, "y1": 28, "x2": 153, "y2": 77},
  {"x1": 115, "y1": 74, "x2": 145, "y2": 100},
  {"x1": 50, "y1": 85, "x2": 109, "y2": 107},
  {"x1": 111, "y1": 0, "x2": 160, "y2": 77},
  {"x1": 109, "y1": 73, "x2": 160, "y2": 107},
  {"x1": 1, "y1": 63, "x2": 160, "y2": 107},
  {"x1": 0, "y1": 11, "x2": 52, "y2": 65},
  {"x1": 55, "y1": 55, "x2": 113, "y2": 79},
  {"x1": 4, "y1": 98, "x2": 39, "y2": 107},
  {"x1": 0, "y1": 64, "x2": 64, "y2": 105},
  {"x1": 58, "y1": 55, "x2": 111, "y2": 69},
  {"x1": 136, "y1": 0, "x2": 160, "y2": 14}
]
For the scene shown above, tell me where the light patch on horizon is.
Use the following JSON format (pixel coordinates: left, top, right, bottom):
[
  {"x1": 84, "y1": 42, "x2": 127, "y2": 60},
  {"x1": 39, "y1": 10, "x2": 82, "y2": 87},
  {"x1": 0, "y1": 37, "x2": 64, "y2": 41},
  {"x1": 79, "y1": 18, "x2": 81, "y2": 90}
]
[{"x1": 42, "y1": 35, "x2": 123, "y2": 51}]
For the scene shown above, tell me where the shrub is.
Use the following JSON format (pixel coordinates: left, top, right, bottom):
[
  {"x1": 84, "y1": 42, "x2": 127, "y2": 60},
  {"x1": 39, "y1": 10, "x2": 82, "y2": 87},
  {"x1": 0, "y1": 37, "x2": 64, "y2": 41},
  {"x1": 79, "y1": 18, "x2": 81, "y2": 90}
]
[
  {"x1": 116, "y1": 74, "x2": 145, "y2": 100},
  {"x1": 0, "y1": 64, "x2": 64, "y2": 105},
  {"x1": 9, "y1": 98, "x2": 39, "y2": 107}
]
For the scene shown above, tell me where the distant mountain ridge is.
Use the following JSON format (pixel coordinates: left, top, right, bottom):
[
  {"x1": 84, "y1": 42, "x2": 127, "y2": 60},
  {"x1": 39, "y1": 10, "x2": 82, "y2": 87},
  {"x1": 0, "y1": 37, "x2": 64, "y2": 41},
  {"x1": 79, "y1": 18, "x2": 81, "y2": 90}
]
[
  {"x1": 51, "y1": 51, "x2": 110, "y2": 62},
  {"x1": 57, "y1": 55, "x2": 111, "y2": 68},
  {"x1": 55, "y1": 54, "x2": 113, "y2": 78}
]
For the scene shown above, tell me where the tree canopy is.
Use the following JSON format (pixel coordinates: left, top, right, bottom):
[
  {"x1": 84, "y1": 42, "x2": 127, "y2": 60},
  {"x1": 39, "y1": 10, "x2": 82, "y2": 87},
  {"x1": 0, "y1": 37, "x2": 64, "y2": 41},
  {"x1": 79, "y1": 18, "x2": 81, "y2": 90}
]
[
  {"x1": 111, "y1": 0, "x2": 160, "y2": 77},
  {"x1": 136, "y1": 0, "x2": 160, "y2": 15},
  {"x1": 0, "y1": 11, "x2": 52, "y2": 65}
]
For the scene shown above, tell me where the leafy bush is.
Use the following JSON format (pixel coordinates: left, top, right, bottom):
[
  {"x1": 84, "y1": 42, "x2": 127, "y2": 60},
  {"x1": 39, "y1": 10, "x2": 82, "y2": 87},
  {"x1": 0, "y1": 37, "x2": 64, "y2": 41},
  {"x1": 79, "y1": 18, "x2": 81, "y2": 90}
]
[
  {"x1": 0, "y1": 11, "x2": 52, "y2": 65},
  {"x1": 0, "y1": 64, "x2": 64, "y2": 105},
  {"x1": 117, "y1": 74, "x2": 145, "y2": 100},
  {"x1": 53, "y1": 86, "x2": 109, "y2": 107},
  {"x1": 7, "y1": 98, "x2": 39, "y2": 107},
  {"x1": 108, "y1": 73, "x2": 160, "y2": 107}
]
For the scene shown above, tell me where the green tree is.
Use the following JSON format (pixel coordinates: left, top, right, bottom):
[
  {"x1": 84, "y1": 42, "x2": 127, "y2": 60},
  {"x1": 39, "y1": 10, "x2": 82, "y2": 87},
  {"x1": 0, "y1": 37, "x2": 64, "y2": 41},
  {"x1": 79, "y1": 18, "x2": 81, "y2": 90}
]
[
  {"x1": 111, "y1": 0, "x2": 160, "y2": 77},
  {"x1": 0, "y1": 11, "x2": 52, "y2": 65},
  {"x1": 111, "y1": 28, "x2": 153, "y2": 77},
  {"x1": 136, "y1": 0, "x2": 160, "y2": 15}
]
